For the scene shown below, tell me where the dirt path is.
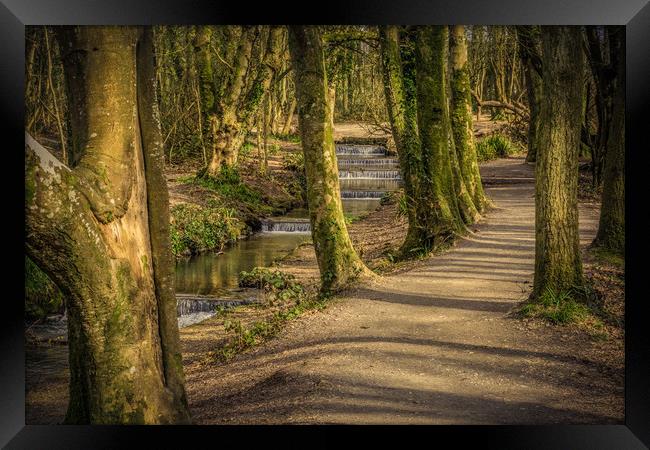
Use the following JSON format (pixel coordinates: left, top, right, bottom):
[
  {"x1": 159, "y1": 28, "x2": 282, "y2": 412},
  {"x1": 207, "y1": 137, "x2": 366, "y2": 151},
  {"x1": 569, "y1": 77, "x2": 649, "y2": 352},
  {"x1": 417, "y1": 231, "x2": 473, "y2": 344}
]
[{"x1": 186, "y1": 157, "x2": 623, "y2": 424}]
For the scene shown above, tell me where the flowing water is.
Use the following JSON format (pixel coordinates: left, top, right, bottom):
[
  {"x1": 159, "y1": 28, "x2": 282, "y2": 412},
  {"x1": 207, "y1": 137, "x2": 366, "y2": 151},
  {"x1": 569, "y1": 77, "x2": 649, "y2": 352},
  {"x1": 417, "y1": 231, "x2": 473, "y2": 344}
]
[
  {"x1": 175, "y1": 232, "x2": 310, "y2": 297},
  {"x1": 26, "y1": 142, "x2": 399, "y2": 402}
]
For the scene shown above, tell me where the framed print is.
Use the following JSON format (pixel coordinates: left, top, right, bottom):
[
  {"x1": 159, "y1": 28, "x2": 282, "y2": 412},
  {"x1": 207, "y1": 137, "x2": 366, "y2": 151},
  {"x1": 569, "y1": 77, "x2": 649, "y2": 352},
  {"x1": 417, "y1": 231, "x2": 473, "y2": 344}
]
[{"x1": 4, "y1": 0, "x2": 649, "y2": 447}]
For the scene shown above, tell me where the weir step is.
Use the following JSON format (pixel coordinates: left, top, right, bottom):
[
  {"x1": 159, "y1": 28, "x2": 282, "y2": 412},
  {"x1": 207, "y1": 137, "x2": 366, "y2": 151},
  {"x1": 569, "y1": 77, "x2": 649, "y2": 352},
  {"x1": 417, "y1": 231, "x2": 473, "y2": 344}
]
[
  {"x1": 341, "y1": 190, "x2": 388, "y2": 199},
  {"x1": 337, "y1": 158, "x2": 399, "y2": 167},
  {"x1": 176, "y1": 295, "x2": 255, "y2": 316},
  {"x1": 339, "y1": 170, "x2": 401, "y2": 180},
  {"x1": 261, "y1": 219, "x2": 312, "y2": 233},
  {"x1": 335, "y1": 144, "x2": 387, "y2": 156}
]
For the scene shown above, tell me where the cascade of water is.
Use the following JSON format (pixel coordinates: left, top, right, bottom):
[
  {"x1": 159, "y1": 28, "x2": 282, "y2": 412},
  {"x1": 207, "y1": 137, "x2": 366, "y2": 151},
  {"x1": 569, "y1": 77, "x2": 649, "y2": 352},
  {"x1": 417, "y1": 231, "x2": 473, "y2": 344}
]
[
  {"x1": 335, "y1": 144, "x2": 386, "y2": 156},
  {"x1": 176, "y1": 296, "x2": 254, "y2": 316},
  {"x1": 262, "y1": 220, "x2": 312, "y2": 233},
  {"x1": 341, "y1": 190, "x2": 387, "y2": 199},
  {"x1": 337, "y1": 158, "x2": 399, "y2": 167},
  {"x1": 338, "y1": 170, "x2": 402, "y2": 179}
]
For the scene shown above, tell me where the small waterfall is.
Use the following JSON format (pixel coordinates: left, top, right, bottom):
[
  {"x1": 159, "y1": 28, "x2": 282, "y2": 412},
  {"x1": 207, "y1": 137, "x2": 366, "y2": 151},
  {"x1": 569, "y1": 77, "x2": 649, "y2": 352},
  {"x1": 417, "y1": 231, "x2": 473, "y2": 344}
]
[
  {"x1": 262, "y1": 219, "x2": 311, "y2": 233},
  {"x1": 337, "y1": 158, "x2": 399, "y2": 167},
  {"x1": 339, "y1": 170, "x2": 401, "y2": 180},
  {"x1": 341, "y1": 190, "x2": 387, "y2": 199},
  {"x1": 335, "y1": 145, "x2": 386, "y2": 156},
  {"x1": 340, "y1": 178, "x2": 403, "y2": 190},
  {"x1": 176, "y1": 296, "x2": 254, "y2": 316}
]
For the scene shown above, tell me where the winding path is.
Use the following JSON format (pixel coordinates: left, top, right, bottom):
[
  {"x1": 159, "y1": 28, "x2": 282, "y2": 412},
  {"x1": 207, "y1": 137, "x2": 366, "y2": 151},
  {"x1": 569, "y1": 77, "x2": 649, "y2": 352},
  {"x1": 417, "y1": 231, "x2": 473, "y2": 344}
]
[{"x1": 187, "y1": 158, "x2": 623, "y2": 424}]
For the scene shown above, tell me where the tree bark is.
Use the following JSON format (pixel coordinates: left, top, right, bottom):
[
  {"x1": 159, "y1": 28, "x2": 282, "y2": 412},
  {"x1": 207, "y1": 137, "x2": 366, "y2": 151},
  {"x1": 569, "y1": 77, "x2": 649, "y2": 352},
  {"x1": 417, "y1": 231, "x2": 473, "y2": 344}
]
[
  {"x1": 28, "y1": 26, "x2": 190, "y2": 424},
  {"x1": 533, "y1": 26, "x2": 584, "y2": 298},
  {"x1": 379, "y1": 26, "x2": 467, "y2": 256},
  {"x1": 288, "y1": 26, "x2": 371, "y2": 293},
  {"x1": 593, "y1": 27, "x2": 624, "y2": 255},
  {"x1": 449, "y1": 25, "x2": 488, "y2": 213}
]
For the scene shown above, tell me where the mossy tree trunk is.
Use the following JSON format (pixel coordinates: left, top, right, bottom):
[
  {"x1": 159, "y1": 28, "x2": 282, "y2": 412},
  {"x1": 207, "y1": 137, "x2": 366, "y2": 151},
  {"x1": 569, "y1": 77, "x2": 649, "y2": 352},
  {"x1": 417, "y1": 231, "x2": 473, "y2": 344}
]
[
  {"x1": 449, "y1": 25, "x2": 488, "y2": 214},
  {"x1": 413, "y1": 26, "x2": 466, "y2": 248},
  {"x1": 533, "y1": 26, "x2": 584, "y2": 298},
  {"x1": 193, "y1": 26, "x2": 283, "y2": 177},
  {"x1": 26, "y1": 26, "x2": 190, "y2": 424},
  {"x1": 288, "y1": 26, "x2": 370, "y2": 293},
  {"x1": 379, "y1": 26, "x2": 468, "y2": 256},
  {"x1": 378, "y1": 26, "x2": 424, "y2": 255},
  {"x1": 516, "y1": 26, "x2": 543, "y2": 163},
  {"x1": 593, "y1": 27, "x2": 624, "y2": 255}
]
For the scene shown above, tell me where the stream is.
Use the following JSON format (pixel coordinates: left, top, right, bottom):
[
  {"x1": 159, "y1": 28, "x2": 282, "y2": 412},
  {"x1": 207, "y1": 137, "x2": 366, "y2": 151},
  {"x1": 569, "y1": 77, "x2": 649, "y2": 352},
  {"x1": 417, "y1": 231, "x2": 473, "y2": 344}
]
[{"x1": 26, "y1": 142, "x2": 401, "y2": 399}]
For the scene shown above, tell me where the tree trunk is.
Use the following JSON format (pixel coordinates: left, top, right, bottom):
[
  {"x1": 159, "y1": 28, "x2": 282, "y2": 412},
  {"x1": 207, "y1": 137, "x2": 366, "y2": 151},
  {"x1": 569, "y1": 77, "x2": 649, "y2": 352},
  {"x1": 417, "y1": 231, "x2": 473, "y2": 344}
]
[
  {"x1": 288, "y1": 26, "x2": 371, "y2": 293},
  {"x1": 44, "y1": 27, "x2": 67, "y2": 164},
  {"x1": 533, "y1": 26, "x2": 584, "y2": 298},
  {"x1": 585, "y1": 26, "x2": 614, "y2": 188},
  {"x1": 27, "y1": 26, "x2": 191, "y2": 424},
  {"x1": 449, "y1": 25, "x2": 488, "y2": 213},
  {"x1": 203, "y1": 26, "x2": 283, "y2": 176},
  {"x1": 205, "y1": 27, "x2": 255, "y2": 176},
  {"x1": 378, "y1": 26, "x2": 423, "y2": 255},
  {"x1": 379, "y1": 26, "x2": 466, "y2": 256},
  {"x1": 414, "y1": 26, "x2": 466, "y2": 247},
  {"x1": 593, "y1": 27, "x2": 624, "y2": 255}
]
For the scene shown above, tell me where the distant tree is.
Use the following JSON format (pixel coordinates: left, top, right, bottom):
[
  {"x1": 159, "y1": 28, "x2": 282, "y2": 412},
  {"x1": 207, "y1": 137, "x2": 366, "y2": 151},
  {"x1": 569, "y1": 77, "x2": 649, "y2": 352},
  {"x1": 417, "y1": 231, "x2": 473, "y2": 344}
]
[
  {"x1": 515, "y1": 26, "x2": 543, "y2": 163},
  {"x1": 449, "y1": 25, "x2": 488, "y2": 213},
  {"x1": 593, "y1": 26, "x2": 625, "y2": 255},
  {"x1": 584, "y1": 25, "x2": 618, "y2": 188},
  {"x1": 194, "y1": 26, "x2": 283, "y2": 177}
]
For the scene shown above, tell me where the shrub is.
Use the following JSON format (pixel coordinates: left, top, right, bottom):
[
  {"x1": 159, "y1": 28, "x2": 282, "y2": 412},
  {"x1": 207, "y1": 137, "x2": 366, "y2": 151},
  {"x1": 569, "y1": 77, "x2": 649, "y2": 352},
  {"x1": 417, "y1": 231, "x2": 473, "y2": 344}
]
[
  {"x1": 282, "y1": 151, "x2": 304, "y2": 173},
  {"x1": 475, "y1": 133, "x2": 515, "y2": 161},
  {"x1": 170, "y1": 203, "x2": 243, "y2": 257},
  {"x1": 476, "y1": 139, "x2": 498, "y2": 162},
  {"x1": 282, "y1": 152, "x2": 307, "y2": 206},
  {"x1": 487, "y1": 133, "x2": 515, "y2": 157},
  {"x1": 239, "y1": 266, "x2": 306, "y2": 303},
  {"x1": 239, "y1": 266, "x2": 297, "y2": 291}
]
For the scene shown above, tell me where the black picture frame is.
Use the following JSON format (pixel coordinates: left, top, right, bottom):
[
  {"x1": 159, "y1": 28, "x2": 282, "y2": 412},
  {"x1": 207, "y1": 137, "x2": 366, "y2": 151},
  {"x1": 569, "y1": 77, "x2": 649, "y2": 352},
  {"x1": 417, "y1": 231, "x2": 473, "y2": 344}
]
[{"x1": 4, "y1": 0, "x2": 649, "y2": 447}]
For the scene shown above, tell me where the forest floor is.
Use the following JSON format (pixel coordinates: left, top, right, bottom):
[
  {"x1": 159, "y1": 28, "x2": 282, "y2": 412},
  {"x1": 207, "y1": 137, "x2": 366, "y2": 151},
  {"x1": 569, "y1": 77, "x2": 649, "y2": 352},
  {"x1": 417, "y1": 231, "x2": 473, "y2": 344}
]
[{"x1": 184, "y1": 157, "x2": 624, "y2": 425}]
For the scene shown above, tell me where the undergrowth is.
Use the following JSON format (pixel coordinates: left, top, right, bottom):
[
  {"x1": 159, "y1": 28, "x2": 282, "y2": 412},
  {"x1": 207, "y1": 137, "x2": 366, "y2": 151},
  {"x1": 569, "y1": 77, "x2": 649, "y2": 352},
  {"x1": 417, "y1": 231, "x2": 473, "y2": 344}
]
[
  {"x1": 476, "y1": 133, "x2": 521, "y2": 162},
  {"x1": 196, "y1": 166, "x2": 266, "y2": 208},
  {"x1": 520, "y1": 285, "x2": 608, "y2": 339},
  {"x1": 213, "y1": 267, "x2": 325, "y2": 362},
  {"x1": 170, "y1": 202, "x2": 244, "y2": 257}
]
